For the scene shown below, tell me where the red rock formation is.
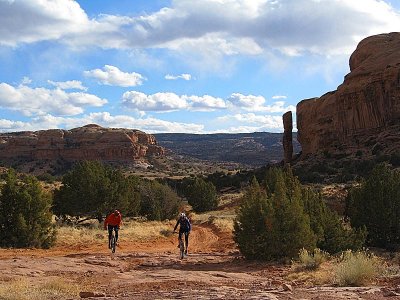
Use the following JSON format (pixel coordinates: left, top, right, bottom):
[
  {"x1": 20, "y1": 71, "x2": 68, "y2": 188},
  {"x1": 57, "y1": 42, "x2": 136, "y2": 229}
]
[
  {"x1": 297, "y1": 32, "x2": 400, "y2": 158},
  {"x1": 0, "y1": 124, "x2": 164, "y2": 163},
  {"x1": 282, "y1": 111, "x2": 293, "y2": 163}
]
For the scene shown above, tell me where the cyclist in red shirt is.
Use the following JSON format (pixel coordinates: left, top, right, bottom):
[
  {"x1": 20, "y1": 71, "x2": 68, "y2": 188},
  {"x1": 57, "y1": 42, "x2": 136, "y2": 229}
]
[{"x1": 104, "y1": 210, "x2": 122, "y2": 249}]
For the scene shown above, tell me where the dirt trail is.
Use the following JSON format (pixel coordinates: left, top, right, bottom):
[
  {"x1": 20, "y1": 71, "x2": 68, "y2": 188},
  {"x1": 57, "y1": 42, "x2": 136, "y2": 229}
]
[{"x1": 0, "y1": 224, "x2": 398, "y2": 299}]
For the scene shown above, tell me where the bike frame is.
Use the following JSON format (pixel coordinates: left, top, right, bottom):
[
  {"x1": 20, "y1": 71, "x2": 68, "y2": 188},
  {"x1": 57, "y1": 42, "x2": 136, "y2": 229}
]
[
  {"x1": 110, "y1": 230, "x2": 116, "y2": 254},
  {"x1": 178, "y1": 235, "x2": 185, "y2": 259}
]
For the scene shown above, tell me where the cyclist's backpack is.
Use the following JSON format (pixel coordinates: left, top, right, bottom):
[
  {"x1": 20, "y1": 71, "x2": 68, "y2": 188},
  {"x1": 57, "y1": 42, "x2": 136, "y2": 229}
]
[{"x1": 180, "y1": 217, "x2": 191, "y2": 231}]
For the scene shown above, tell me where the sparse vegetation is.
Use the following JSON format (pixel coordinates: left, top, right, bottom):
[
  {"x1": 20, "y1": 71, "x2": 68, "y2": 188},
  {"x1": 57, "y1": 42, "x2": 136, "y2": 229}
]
[
  {"x1": 185, "y1": 177, "x2": 218, "y2": 212},
  {"x1": 346, "y1": 163, "x2": 400, "y2": 249},
  {"x1": 0, "y1": 169, "x2": 55, "y2": 248},
  {"x1": 334, "y1": 250, "x2": 382, "y2": 286},
  {"x1": 53, "y1": 161, "x2": 181, "y2": 221},
  {"x1": 0, "y1": 278, "x2": 80, "y2": 300},
  {"x1": 234, "y1": 166, "x2": 365, "y2": 261},
  {"x1": 295, "y1": 248, "x2": 329, "y2": 270}
]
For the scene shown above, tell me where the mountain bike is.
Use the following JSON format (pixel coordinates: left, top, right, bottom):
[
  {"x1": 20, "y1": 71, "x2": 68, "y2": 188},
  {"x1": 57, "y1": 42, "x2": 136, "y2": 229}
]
[
  {"x1": 109, "y1": 230, "x2": 116, "y2": 254},
  {"x1": 174, "y1": 232, "x2": 186, "y2": 259}
]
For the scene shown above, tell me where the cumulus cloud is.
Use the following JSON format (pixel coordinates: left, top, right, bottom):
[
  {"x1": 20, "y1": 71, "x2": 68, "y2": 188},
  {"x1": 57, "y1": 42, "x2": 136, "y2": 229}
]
[
  {"x1": 0, "y1": 82, "x2": 107, "y2": 116},
  {"x1": 121, "y1": 90, "x2": 294, "y2": 113},
  {"x1": 0, "y1": 0, "x2": 90, "y2": 46},
  {"x1": 227, "y1": 93, "x2": 295, "y2": 112},
  {"x1": 1, "y1": 0, "x2": 399, "y2": 57},
  {"x1": 122, "y1": 91, "x2": 188, "y2": 112},
  {"x1": 84, "y1": 65, "x2": 145, "y2": 87},
  {"x1": 272, "y1": 95, "x2": 287, "y2": 100},
  {"x1": 48, "y1": 80, "x2": 87, "y2": 91},
  {"x1": 165, "y1": 73, "x2": 192, "y2": 80},
  {"x1": 0, "y1": 113, "x2": 204, "y2": 133},
  {"x1": 218, "y1": 113, "x2": 283, "y2": 131},
  {"x1": 227, "y1": 93, "x2": 265, "y2": 108},
  {"x1": 122, "y1": 91, "x2": 226, "y2": 112}
]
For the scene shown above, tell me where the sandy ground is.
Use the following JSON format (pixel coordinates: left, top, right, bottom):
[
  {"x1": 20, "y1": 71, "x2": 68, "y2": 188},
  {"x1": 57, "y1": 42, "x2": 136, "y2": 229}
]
[{"x1": 0, "y1": 224, "x2": 399, "y2": 299}]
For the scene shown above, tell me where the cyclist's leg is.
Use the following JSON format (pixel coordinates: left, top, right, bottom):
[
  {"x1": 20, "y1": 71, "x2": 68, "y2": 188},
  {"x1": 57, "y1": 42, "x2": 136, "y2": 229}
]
[
  {"x1": 114, "y1": 225, "x2": 119, "y2": 243},
  {"x1": 178, "y1": 230, "x2": 183, "y2": 247},
  {"x1": 107, "y1": 225, "x2": 113, "y2": 248},
  {"x1": 184, "y1": 231, "x2": 189, "y2": 254}
]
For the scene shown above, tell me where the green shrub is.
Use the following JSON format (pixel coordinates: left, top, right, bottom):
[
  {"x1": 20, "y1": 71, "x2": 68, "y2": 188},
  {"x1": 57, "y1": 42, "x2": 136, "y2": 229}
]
[
  {"x1": 334, "y1": 250, "x2": 381, "y2": 286},
  {"x1": 235, "y1": 166, "x2": 365, "y2": 261},
  {"x1": 185, "y1": 177, "x2": 218, "y2": 212},
  {"x1": 296, "y1": 248, "x2": 329, "y2": 270},
  {"x1": 0, "y1": 169, "x2": 55, "y2": 248},
  {"x1": 53, "y1": 161, "x2": 141, "y2": 218},
  {"x1": 234, "y1": 170, "x2": 316, "y2": 260},
  {"x1": 303, "y1": 187, "x2": 366, "y2": 254},
  {"x1": 346, "y1": 163, "x2": 400, "y2": 248},
  {"x1": 139, "y1": 180, "x2": 180, "y2": 221}
]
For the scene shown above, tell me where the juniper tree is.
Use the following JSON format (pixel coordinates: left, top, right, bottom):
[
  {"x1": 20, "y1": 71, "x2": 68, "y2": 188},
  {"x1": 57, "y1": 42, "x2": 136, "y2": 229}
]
[
  {"x1": 346, "y1": 163, "x2": 400, "y2": 248},
  {"x1": 0, "y1": 170, "x2": 55, "y2": 248}
]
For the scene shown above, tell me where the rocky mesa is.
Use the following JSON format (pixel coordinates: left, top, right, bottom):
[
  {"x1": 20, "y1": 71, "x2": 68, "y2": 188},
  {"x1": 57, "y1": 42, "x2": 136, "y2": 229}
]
[
  {"x1": 0, "y1": 124, "x2": 164, "y2": 164},
  {"x1": 295, "y1": 32, "x2": 400, "y2": 160}
]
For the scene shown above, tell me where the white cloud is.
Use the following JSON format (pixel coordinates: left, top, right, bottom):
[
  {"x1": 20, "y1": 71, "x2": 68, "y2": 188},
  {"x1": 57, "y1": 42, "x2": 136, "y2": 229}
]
[
  {"x1": 0, "y1": 82, "x2": 107, "y2": 116},
  {"x1": 165, "y1": 73, "x2": 192, "y2": 80},
  {"x1": 122, "y1": 91, "x2": 227, "y2": 112},
  {"x1": 21, "y1": 76, "x2": 32, "y2": 85},
  {"x1": 0, "y1": 0, "x2": 90, "y2": 46},
  {"x1": 226, "y1": 93, "x2": 295, "y2": 112},
  {"x1": 122, "y1": 91, "x2": 187, "y2": 112},
  {"x1": 0, "y1": 113, "x2": 204, "y2": 134},
  {"x1": 121, "y1": 90, "x2": 295, "y2": 113},
  {"x1": 217, "y1": 113, "x2": 284, "y2": 132},
  {"x1": 227, "y1": 93, "x2": 265, "y2": 108},
  {"x1": 272, "y1": 95, "x2": 287, "y2": 100},
  {"x1": 48, "y1": 80, "x2": 87, "y2": 91},
  {"x1": 1, "y1": 0, "x2": 399, "y2": 58},
  {"x1": 84, "y1": 65, "x2": 145, "y2": 87}
]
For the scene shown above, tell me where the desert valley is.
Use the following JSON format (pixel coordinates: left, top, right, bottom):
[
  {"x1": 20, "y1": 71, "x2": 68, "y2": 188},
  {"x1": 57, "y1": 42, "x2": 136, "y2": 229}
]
[{"x1": 0, "y1": 32, "x2": 400, "y2": 299}]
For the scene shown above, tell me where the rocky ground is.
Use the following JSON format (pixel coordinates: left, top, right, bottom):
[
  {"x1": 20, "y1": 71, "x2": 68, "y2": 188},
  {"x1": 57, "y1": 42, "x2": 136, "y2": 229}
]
[{"x1": 0, "y1": 224, "x2": 399, "y2": 299}]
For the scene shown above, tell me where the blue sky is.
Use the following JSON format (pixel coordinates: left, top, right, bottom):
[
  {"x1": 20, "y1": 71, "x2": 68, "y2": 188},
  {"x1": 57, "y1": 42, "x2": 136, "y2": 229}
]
[{"x1": 0, "y1": 0, "x2": 399, "y2": 134}]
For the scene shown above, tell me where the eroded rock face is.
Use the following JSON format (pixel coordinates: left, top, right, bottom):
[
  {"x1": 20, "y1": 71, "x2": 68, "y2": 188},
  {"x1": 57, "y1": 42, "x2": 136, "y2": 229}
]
[
  {"x1": 0, "y1": 124, "x2": 164, "y2": 162},
  {"x1": 297, "y1": 32, "x2": 400, "y2": 158},
  {"x1": 282, "y1": 111, "x2": 293, "y2": 163}
]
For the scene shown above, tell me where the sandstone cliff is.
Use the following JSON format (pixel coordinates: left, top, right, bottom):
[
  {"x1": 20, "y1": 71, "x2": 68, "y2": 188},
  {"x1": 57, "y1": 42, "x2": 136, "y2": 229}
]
[
  {"x1": 296, "y1": 32, "x2": 400, "y2": 158},
  {"x1": 0, "y1": 124, "x2": 164, "y2": 163}
]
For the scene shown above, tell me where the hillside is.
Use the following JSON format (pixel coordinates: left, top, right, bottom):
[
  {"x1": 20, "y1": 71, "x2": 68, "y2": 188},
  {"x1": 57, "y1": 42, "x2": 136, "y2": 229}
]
[{"x1": 155, "y1": 132, "x2": 301, "y2": 168}]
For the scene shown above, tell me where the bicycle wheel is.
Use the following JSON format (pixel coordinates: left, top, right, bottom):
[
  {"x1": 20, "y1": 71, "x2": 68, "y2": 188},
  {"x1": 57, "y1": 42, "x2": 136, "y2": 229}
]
[
  {"x1": 111, "y1": 233, "x2": 116, "y2": 253},
  {"x1": 179, "y1": 238, "x2": 184, "y2": 259}
]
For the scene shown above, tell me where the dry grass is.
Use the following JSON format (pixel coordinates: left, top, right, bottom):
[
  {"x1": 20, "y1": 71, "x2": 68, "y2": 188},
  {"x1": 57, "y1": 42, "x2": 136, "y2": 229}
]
[
  {"x1": 294, "y1": 248, "x2": 330, "y2": 271},
  {"x1": 0, "y1": 278, "x2": 80, "y2": 300},
  {"x1": 56, "y1": 220, "x2": 174, "y2": 247},
  {"x1": 288, "y1": 250, "x2": 384, "y2": 287},
  {"x1": 287, "y1": 261, "x2": 334, "y2": 286},
  {"x1": 187, "y1": 193, "x2": 240, "y2": 233},
  {"x1": 334, "y1": 250, "x2": 383, "y2": 286}
]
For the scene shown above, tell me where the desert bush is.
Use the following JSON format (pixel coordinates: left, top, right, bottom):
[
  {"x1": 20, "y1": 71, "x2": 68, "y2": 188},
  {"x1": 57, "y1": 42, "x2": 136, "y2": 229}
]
[
  {"x1": 0, "y1": 169, "x2": 55, "y2": 248},
  {"x1": 346, "y1": 163, "x2": 400, "y2": 248},
  {"x1": 53, "y1": 161, "x2": 140, "y2": 218},
  {"x1": 334, "y1": 250, "x2": 381, "y2": 286},
  {"x1": 303, "y1": 187, "x2": 366, "y2": 254},
  {"x1": 235, "y1": 166, "x2": 365, "y2": 261},
  {"x1": 185, "y1": 177, "x2": 218, "y2": 212},
  {"x1": 139, "y1": 180, "x2": 180, "y2": 221},
  {"x1": 0, "y1": 278, "x2": 80, "y2": 300},
  {"x1": 234, "y1": 171, "x2": 316, "y2": 260},
  {"x1": 296, "y1": 248, "x2": 329, "y2": 270}
]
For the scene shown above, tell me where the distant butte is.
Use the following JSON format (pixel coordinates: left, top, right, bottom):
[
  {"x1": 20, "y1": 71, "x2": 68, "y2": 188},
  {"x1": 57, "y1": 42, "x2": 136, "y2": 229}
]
[{"x1": 0, "y1": 125, "x2": 164, "y2": 163}]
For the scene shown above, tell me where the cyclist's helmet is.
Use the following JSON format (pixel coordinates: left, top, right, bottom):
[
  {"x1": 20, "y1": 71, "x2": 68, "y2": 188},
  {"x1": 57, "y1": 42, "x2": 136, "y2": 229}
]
[{"x1": 180, "y1": 212, "x2": 186, "y2": 218}]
